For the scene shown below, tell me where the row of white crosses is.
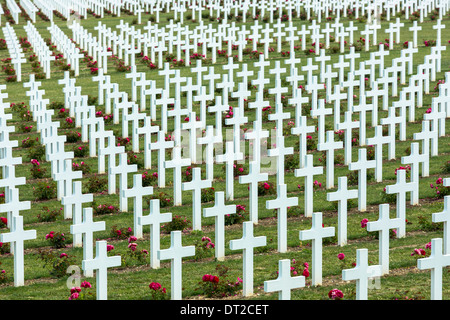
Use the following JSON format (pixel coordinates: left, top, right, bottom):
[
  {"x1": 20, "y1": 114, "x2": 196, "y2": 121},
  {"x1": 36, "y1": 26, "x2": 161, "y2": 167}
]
[
  {"x1": 23, "y1": 73, "x2": 122, "y2": 300},
  {"x1": 6, "y1": 0, "x2": 21, "y2": 24},
  {"x1": 47, "y1": 22, "x2": 84, "y2": 77},
  {"x1": 0, "y1": 85, "x2": 35, "y2": 288},
  {"x1": 33, "y1": 0, "x2": 54, "y2": 22},
  {"x1": 19, "y1": 0, "x2": 38, "y2": 23},
  {"x1": 2, "y1": 23, "x2": 26, "y2": 82},
  {"x1": 24, "y1": 21, "x2": 55, "y2": 79}
]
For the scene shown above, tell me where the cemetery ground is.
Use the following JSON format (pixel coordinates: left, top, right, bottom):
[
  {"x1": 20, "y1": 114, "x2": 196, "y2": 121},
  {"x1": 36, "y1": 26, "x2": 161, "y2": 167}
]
[{"x1": 0, "y1": 2, "x2": 449, "y2": 301}]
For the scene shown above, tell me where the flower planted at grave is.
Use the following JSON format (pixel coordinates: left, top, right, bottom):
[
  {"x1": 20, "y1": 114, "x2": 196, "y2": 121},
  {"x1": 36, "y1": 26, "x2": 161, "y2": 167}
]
[
  {"x1": 149, "y1": 191, "x2": 173, "y2": 208},
  {"x1": 193, "y1": 236, "x2": 215, "y2": 261},
  {"x1": 148, "y1": 282, "x2": 168, "y2": 300},
  {"x1": 45, "y1": 231, "x2": 67, "y2": 249},
  {"x1": 232, "y1": 163, "x2": 247, "y2": 177},
  {"x1": 110, "y1": 225, "x2": 133, "y2": 240},
  {"x1": 0, "y1": 216, "x2": 6, "y2": 228},
  {"x1": 411, "y1": 242, "x2": 432, "y2": 262},
  {"x1": 64, "y1": 116, "x2": 75, "y2": 128},
  {"x1": 37, "y1": 207, "x2": 63, "y2": 223},
  {"x1": 30, "y1": 159, "x2": 46, "y2": 179},
  {"x1": 258, "y1": 181, "x2": 276, "y2": 196},
  {"x1": 162, "y1": 215, "x2": 190, "y2": 233},
  {"x1": 0, "y1": 242, "x2": 10, "y2": 255},
  {"x1": 68, "y1": 281, "x2": 96, "y2": 300},
  {"x1": 37, "y1": 249, "x2": 75, "y2": 277},
  {"x1": 225, "y1": 204, "x2": 247, "y2": 226},
  {"x1": 328, "y1": 288, "x2": 344, "y2": 300},
  {"x1": 121, "y1": 237, "x2": 149, "y2": 266},
  {"x1": 21, "y1": 136, "x2": 37, "y2": 148},
  {"x1": 84, "y1": 174, "x2": 108, "y2": 193},
  {"x1": 201, "y1": 187, "x2": 215, "y2": 203},
  {"x1": 142, "y1": 171, "x2": 158, "y2": 187},
  {"x1": 431, "y1": 177, "x2": 450, "y2": 198},
  {"x1": 93, "y1": 203, "x2": 119, "y2": 215},
  {"x1": 73, "y1": 144, "x2": 88, "y2": 158},
  {"x1": 27, "y1": 144, "x2": 45, "y2": 162},
  {"x1": 33, "y1": 180, "x2": 57, "y2": 200},
  {"x1": 72, "y1": 161, "x2": 91, "y2": 175},
  {"x1": 127, "y1": 151, "x2": 143, "y2": 169},
  {"x1": 306, "y1": 134, "x2": 317, "y2": 151},
  {"x1": 198, "y1": 264, "x2": 242, "y2": 298}
]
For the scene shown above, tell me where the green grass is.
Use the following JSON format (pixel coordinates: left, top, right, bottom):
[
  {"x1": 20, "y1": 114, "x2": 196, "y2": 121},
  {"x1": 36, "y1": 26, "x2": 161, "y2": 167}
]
[{"x1": 0, "y1": 2, "x2": 449, "y2": 301}]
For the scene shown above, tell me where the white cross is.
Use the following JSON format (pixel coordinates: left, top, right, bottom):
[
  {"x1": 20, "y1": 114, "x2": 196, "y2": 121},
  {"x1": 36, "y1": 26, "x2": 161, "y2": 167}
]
[
  {"x1": 295, "y1": 154, "x2": 323, "y2": 217},
  {"x1": 401, "y1": 142, "x2": 427, "y2": 205},
  {"x1": 158, "y1": 231, "x2": 195, "y2": 300},
  {"x1": 318, "y1": 130, "x2": 343, "y2": 189},
  {"x1": 139, "y1": 199, "x2": 172, "y2": 269},
  {"x1": 264, "y1": 259, "x2": 306, "y2": 300},
  {"x1": 61, "y1": 181, "x2": 93, "y2": 247},
  {"x1": 82, "y1": 240, "x2": 121, "y2": 300},
  {"x1": 366, "y1": 125, "x2": 391, "y2": 182},
  {"x1": 182, "y1": 167, "x2": 211, "y2": 231},
  {"x1": 327, "y1": 176, "x2": 358, "y2": 246},
  {"x1": 291, "y1": 116, "x2": 315, "y2": 169},
  {"x1": 342, "y1": 248, "x2": 382, "y2": 300},
  {"x1": 164, "y1": 146, "x2": 191, "y2": 206},
  {"x1": 417, "y1": 238, "x2": 450, "y2": 300},
  {"x1": 348, "y1": 148, "x2": 376, "y2": 212},
  {"x1": 216, "y1": 140, "x2": 243, "y2": 201},
  {"x1": 239, "y1": 161, "x2": 268, "y2": 224},
  {"x1": 432, "y1": 196, "x2": 450, "y2": 255},
  {"x1": 122, "y1": 174, "x2": 154, "y2": 239},
  {"x1": 109, "y1": 152, "x2": 138, "y2": 211},
  {"x1": 299, "y1": 212, "x2": 335, "y2": 286},
  {"x1": 0, "y1": 215, "x2": 36, "y2": 287},
  {"x1": 230, "y1": 221, "x2": 267, "y2": 297},
  {"x1": 70, "y1": 208, "x2": 105, "y2": 277},
  {"x1": 203, "y1": 191, "x2": 236, "y2": 261},
  {"x1": 266, "y1": 183, "x2": 298, "y2": 253},
  {"x1": 367, "y1": 203, "x2": 402, "y2": 275}
]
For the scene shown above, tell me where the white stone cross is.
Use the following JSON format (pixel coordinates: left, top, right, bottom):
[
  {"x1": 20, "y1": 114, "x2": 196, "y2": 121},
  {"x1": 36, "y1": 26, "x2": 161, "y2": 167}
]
[
  {"x1": 70, "y1": 207, "x2": 105, "y2": 277},
  {"x1": 230, "y1": 221, "x2": 267, "y2": 297},
  {"x1": 299, "y1": 212, "x2": 335, "y2": 286},
  {"x1": 197, "y1": 125, "x2": 220, "y2": 181},
  {"x1": 385, "y1": 169, "x2": 415, "y2": 238},
  {"x1": 151, "y1": 130, "x2": 174, "y2": 188},
  {"x1": 367, "y1": 203, "x2": 402, "y2": 275},
  {"x1": 164, "y1": 146, "x2": 191, "y2": 206},
  {"x1": 342, "y1": 248, "x2": 382, "y2": 300},
  {"x1": 366, "y1": 125, "x2": 391, "y2": 182},
  {"x1": 432, "y1": 196, "x2": 450, "y2": 255},
  {"x1": 182, "y1": 167, "x2": 211, "y2": 231},
  {"x1": 317, "y1": 130, "x2": 343, "y2": 189},
  {"x1": 203, "y1": 191, "x2": 236, "y2": 261},
  {"x1": 417, "y1": 238, "x2": 450, "y2": 300},
  {"x1": 327, "y1": 176, "x2": 358, "y2": 246},
  {"x1": 401, "y1": 142, "x2": 427, "y2": 205},
  {"x1": 291, "y1": 116, "x2": 315, "y2": 169},
  {"x1": 348, "y1": 148, "x2": 376, "y2": 212},
  {"x1": 0, "y1": 215, "x2": 36, "y2": 287},
  {"x1": 61, "y1": 181, "x2": 93, "y2": 247},
  {"x1": 239, "y1": 161, "x2": 268, "y2": 224},
  {"x1": 109, "y1": 152, "x2": 138, "y2": 211},
  {"x1": 264, "y1": 259, "x2": 306, "y2": 300},
  {"x1": 266, "y1": 183, "x2": 298, "y2": 253},
  {"x1": 139, "y1": 199, "x2": 172, "y2": 269},
  {"x1": 216, "y1": 140, "x2": 243, "y2": 201},
  {"x1": 82, "y1": 240, "x2": 121, "y2": 300},
  {"x1": 122, "y1": 174, "x2": 154, "y2": 239},
  {"x1": 158, "y1": 230, "x2": 195, "y2": 300},
  {"x1": 295, "y1": 154, "x2": 323, "y2": 217}
]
